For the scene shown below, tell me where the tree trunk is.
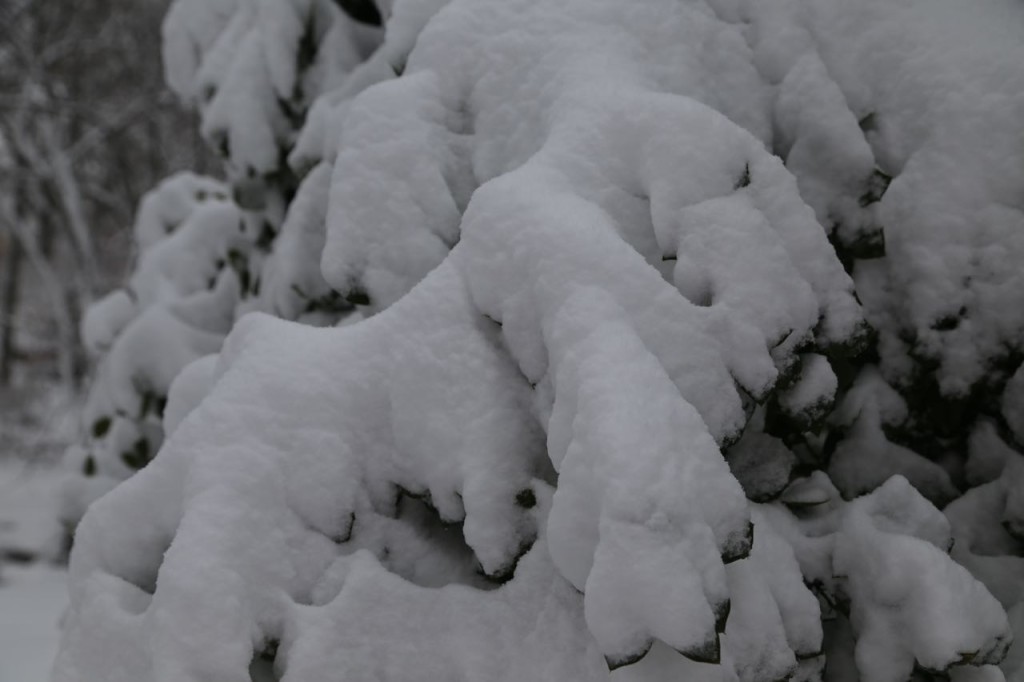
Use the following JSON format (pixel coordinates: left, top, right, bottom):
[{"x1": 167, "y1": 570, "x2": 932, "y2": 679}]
[
  {"x1": 0, "y1": 229, "x2": 23, "y2": 386},
  {"x1": 39, "y1": 118, "x2": 99, "y2": 302},
  {"x1": 8, "y1": 186, "x2": 77, "y2": 390}
]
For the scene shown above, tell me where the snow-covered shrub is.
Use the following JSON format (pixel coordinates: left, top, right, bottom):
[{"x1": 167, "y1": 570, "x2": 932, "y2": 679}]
[{"x1": 57, "y1": 0, "x2": 1024, "y2": 680}]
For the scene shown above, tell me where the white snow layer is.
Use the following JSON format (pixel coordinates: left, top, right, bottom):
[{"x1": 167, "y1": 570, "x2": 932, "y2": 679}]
[{"x1": 56, "y1": 0, "x2": 1024, "y2": 680}]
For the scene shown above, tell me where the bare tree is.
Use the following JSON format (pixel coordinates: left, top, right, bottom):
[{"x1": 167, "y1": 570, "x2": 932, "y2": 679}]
[{"x1": 0, "y1": 0, "x2": 212, "y2": 389}]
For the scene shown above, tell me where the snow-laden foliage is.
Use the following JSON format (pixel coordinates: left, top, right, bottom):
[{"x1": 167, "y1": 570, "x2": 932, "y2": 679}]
[
  {"x1": 63, "y1": 0, "x2": 375, "y2": 528},
  {"x1": 57, "y1": 0, "x2": 1024, "y2": 680},
  {"x1": 65, "y1": 173, "x2": 236, "y2": 524}
]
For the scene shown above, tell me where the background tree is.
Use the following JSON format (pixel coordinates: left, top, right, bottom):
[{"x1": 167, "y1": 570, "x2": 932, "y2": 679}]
[{"x1": 0, "y1": 0, "x2": 210, "y2": 396}]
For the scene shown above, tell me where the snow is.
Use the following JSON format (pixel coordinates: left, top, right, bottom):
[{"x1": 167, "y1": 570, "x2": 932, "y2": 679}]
[
  {"x1": 836, "y1": 501, "x2": 1009, "y2": 682},
  {"x1": 0, "y1": 462, "x2": 68, "y2": 682},
  {"x1": 0, "y1": 565, "x2": 67, "y2": 682},
  {"x1": 945, "y1": 457, "x2": 1024, "y2": 634},
  {"x1": 161, "y1": 0, "x2": 240, "y2": 101},
  {"x1": 251, "y1": 162, "x2": 339, "y2": 321},
  {"x1": 165, "y1": 0, "x2": 383, "y2": 180},
  {"x1": 775, "y1": 353, "x2": 837, "y2": 429},
  {"x1": 131, "y1": 201, "x2": 245, "y2": 307},
  {"x1": 61, "y1": 175, "x2": 246, "y2": 529},
  {"x1": 80, "y1": 291, "x2": 136, "y2": 357},
  {"x1": 545, "y1": 291, "x2": 747, "y2": 664},
  {"x1": 133, "y1": 173, "x2": 230, "y2": 253},
  {"x1": 162, "y1": 354, "x2": 218, "y2": 436},
  {"x1": 762, "y1": 476, "x2": 1013, "y2": 680},
  {"x1": 0, "y1": 462, "x2": 65, "y2": 563},
  {"x1": 53, "y1": 0, "x2": 1024, "y2": 679}
]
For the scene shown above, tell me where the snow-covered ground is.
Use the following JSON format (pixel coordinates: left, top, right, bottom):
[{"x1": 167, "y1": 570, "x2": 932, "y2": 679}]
[
  {"x1": 0, "y1": 460, "x2": 69, "y2": 682},
  {"x1": 0, "y1": 564, "x2": 66, "y2": 682}
]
